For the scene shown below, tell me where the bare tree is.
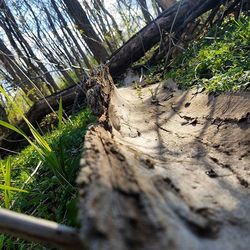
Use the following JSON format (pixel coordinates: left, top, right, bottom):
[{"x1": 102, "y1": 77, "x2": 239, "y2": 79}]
[
  {"x1": 0, "y1": 0, "x2": 59, "y2": 93},
  {"x1": 137, "y1": 0, "x2": 152, "y2": 24},
  {"x1": 62, "y1": 0, "x2": 109, "y2": 63}
]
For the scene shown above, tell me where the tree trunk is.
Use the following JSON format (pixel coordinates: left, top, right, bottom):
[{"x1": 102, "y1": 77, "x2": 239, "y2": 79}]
[
  {"x1": 62, "y1": 0, "x2": 109, "y2": 63},
  {"x1": 95, "y1": 0, "x2": 125, "y2": 44},
  {"x1": 108, "y1": 0, "x2": 227, "y2": 77},
  {"x1": 44, "y1": 6, "x2": 74, "y2": 62},
  {"x1": 51, "y1": 0, "x2": 91, "y2": 69},
  {"x1": 0, "y1": 0, "x2": 59, "y2": 92},
  {"x1": 0, "y1": 38, "x2": 38, "y2": 101},
  {"x1": 77, "y1": 65, "x2": 250, "y2": 250},
  {"x1": 137, "y1": 0, "x2": 152, "y2": 24}
]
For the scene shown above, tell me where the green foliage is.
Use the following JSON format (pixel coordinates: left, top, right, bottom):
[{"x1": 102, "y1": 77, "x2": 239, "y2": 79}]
[
  {"x1": 5, "y1": 89, "x2": 32, "y2": 124},
  {"x1": 0, "y1": 87, "x2": 71, "y2": 188},
  {"x1": 135, "y1": 83, "x2": 143, "y2": 99},
  {"x1": 165, "y1": 15, "x2": 250, "y2": 92},
  {"x1": 54, "y1": 70, "x2": 79, "y2": 89},
  {"x1": 39, "y1": 112, "x2": 59, "y2": 132},
  {"x1": 0, "y1": 107, "x2": 94, "y2": 247},
  {"x1": 0, "y1": 158, "x2": 27, "y2": 209}
]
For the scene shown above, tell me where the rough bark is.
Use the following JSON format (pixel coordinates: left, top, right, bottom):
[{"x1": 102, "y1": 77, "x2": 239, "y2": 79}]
[
  {"x1": 108, "y1": 0, "x2": 227, "y2": 77},
  {"x1": 77, "y1": 67, "x2": 250, "y2": 250}
]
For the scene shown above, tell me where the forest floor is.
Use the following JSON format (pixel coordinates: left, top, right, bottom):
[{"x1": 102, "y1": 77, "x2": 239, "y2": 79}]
[
  {"x1": 79, "y1": 79, "x2": 250, "y2": 249},
  {"x1": 0, "y1": 14, "x2": 249, "y2": 249}
]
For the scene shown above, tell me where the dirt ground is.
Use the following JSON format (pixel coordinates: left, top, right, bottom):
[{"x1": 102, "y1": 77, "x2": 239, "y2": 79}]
[{"x1": 79, "y1": 80, "x2": 250, "y2": 250}]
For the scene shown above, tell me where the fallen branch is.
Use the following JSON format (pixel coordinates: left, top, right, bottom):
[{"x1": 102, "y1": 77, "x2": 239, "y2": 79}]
[
  {"x1": 108, "y1": 0, "x2": 230, "y2": 77},
  {"x1": 0, "y1": 208, "x2": 83, "y2": 249}
]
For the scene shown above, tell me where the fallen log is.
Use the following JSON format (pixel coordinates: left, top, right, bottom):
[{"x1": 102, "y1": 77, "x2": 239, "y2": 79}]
[
  {"x1": 25, "y1": 82, "x2": 86, "y2": 126},
  {"x1": 0, "y1": 83, "x2": 86, "y2": 157},
  {"x1": 108, "y1": 0, "x2": 229, "y2": 77},
  {"x1": 78, "y1": 66, "x2": 250, "y2": 250}
]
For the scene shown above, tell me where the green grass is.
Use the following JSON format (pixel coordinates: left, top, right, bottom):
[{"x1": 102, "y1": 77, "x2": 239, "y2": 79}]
[
  {"x1": 0, "y1": 88, "x2": 74, "y2": 188},
  {"x1": 0, "y1": 158, "x2": 27, "y2": 209},
  {"x1": 0, "y1": 107, "x2": 95, "y2": 249},
  {"x1": 165, "y1": 15, "x2": 250, "y2": 92}
]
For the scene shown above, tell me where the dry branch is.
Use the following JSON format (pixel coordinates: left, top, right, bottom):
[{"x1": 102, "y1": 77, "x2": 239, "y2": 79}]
[{"x1": 0, "y1": 208, "x2": 83, "y2": 249}]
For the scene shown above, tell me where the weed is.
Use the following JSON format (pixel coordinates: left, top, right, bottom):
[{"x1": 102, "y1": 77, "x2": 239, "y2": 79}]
[
  {"x1": 0, "y1": 107, "x2": 94, "y2": 247},
  {"x1": 0, "y1": 158, "x2": 27, "y2": 209},
  {"x1": 135, "y1": 82, "x2": 143, "y2": 99},
  {"x1": 165, "y1": 15, "x2": 250, "y2": 91},
  {"x1": 0, "y1": 88, "x2": 72, "y2": 187}
]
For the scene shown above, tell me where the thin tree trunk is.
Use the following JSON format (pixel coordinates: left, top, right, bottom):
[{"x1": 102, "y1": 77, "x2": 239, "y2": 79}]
[
  {"x1": 62, "y1": 0, "x2": 109, "y2": 63},
  {"x1": 0, "y1": 0, "x2": 58, "y2": 92},
  {"x1": 95, "y1": 0, "x2": 125, "y2": 44},
  {"x1": 0, "y1": 39, "x2": 38, "y2": 101},
  {"x1": 51, "y1": 0, "x2": 91, "y2": 69},
  {"x1": 137, "y1": 0, "x2": 152, "y2": 24},
  {"x1": 43, "y1": 6, "x2": 79, "y2": 68}
]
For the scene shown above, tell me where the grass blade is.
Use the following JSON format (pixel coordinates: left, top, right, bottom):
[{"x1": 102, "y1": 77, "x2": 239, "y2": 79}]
[
  {"x1": 0, "y1": 184, "x2": 27, "y2": 193},
  {"x1": 58, "y1": 97, "x2": 63, "y2": 129}
]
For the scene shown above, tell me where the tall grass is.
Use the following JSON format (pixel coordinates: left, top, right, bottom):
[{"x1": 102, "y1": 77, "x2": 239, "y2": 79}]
[
  {"x1": 0, "y1": 158, "x2": 27, "y2": 209},
  {"x1": 0, "y1": 87, "x2": 72, "y2": 188}
]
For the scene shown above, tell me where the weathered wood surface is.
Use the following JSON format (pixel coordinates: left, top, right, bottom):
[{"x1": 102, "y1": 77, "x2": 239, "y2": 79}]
[{"x1": 78, "y1": 68, "x2": 250, "y2": 250}]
